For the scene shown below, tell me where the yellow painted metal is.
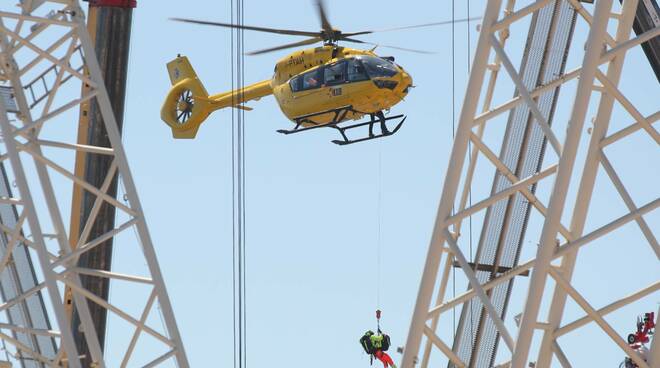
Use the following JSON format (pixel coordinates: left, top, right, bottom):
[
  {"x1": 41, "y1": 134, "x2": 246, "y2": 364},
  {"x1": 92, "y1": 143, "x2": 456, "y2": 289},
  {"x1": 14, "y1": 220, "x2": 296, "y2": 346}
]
[
  {"x1": 65, "y1": 3, "x2": 98, "y2": 319},
  {"x1": 160, "y1": 45, "x2": 413, "y2": 138},
  {"x1": 161, "y1": 56, "x2": 272, "y2": 138},
  {"x1": 61, "y1": 6, "x2": 99, "y2": 367}
]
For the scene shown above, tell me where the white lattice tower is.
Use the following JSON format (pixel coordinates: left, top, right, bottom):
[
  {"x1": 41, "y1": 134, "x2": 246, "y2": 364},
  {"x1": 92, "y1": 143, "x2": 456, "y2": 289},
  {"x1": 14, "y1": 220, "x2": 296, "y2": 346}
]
[
  {"x1": 0, "y1": 1, "x2": 189, "y2": 367},
  {"x1": 402, "y1": 0, "x2": 659, "y2": 367}
]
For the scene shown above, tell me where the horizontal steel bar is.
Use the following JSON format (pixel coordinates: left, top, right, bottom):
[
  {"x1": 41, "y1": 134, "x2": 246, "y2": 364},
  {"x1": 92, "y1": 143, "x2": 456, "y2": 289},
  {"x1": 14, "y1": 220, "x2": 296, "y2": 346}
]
[
  {"x1": 451, "y1": 261, "x2": 530, "y2": 276},
  {"x1": 0, "y1": 323, "x2": 61, "y2": 337},
  {"x1": 143, "y1": 349, "x2": 177, "y2": 368},
  {"x1": 65, "y1": 267, "x2": 154, "y2": 284},
  {"x1": 445, "y1": 164, "x2": 558, "y2": 227},
  {"x1": 601, "y1": 26, "x2": 660, "y2": 64},
  {"x1": 469, "y1": 132, "x2": 573, "y2": 239},
  {"x1": 52, "y1": 218, "x2": 138, "y2": 268},
  {"x1": 0, "y1": 10, "x2": 76, "y2": 27},
  {"x1": 428, "y1": 257, "x2": 535, "y2": 318},
  {"x1": 492, "y1": 0, "x2": 553, "y2": 32},
  {"x1": 474, "y1": 68, "x2": 581, "y2": 126},
  {"x1": 35, "y1": 139, "x2": 115, "y2": 155},
  {"x1": 423, "y1": 325, "x2": 466, "y2": 368},
  {"x1": 19, "y1": 28, "x2": 77, "y2": 77},
  {"x1": 0, "y1": 24, "x2": 93, "y2": 87},
  {"x1": 13, "y1": 89, "x2": 98, "y2": 136},
  {"x1": 595, "y1": 71, "x2": 660, "y2": 145},
  {"x1": 60, "y1": 277, "x2": 174, "y2": 348},
  {"x1": 0, "y1": 331, "x2": 53, "y2": 365},
  {"x1": 601, "y1": 111, "x2": 660, "y2": 147},
  {"x1": 0, "y1": 282, "x2": 46, "y2": 313},
  {"x1": 0, "y1": 196, "x2": 22, "y2": 205},
  {"x1": 555, "y1": 281, "x2": 660, "y2": 337},
  {"x1": 554, "y1": 198, "x2": 659, "y2": 259},
  {"x1": 23, "y1": 146, "x2": 135, "y2": 216}
]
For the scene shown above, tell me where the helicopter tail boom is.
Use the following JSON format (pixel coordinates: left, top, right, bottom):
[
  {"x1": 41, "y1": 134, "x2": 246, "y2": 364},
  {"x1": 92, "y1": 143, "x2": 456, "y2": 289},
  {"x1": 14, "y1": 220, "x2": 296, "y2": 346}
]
[
  {"x1": 207, "y1": 80, "x2": 273, "y2": 111},
  {"x1": 161, "y1": 55, "x2": 273, "y2": 138}
]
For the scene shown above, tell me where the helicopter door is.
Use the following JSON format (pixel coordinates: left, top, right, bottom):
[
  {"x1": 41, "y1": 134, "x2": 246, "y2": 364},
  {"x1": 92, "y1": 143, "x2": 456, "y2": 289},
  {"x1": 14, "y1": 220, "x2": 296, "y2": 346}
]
[
  {"x1": 286, "y1": 67, "x2": 328, "y2": 119},
  {"x1": 346, "y1": 57, "x2": 369, "y2": 83},
  {"x1": 323, "y1": 60, "x2": 347, "y2": 98},
  {"x1": 325, "y1": 58, "x2": 370, "y2": 108}
]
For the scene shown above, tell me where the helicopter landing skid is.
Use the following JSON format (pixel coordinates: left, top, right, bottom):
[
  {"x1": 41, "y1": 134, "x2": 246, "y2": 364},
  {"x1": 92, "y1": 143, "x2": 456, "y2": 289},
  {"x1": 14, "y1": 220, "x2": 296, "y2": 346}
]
[{"x1": 277, "y1": 106, "x2": 405, "y2": 146}]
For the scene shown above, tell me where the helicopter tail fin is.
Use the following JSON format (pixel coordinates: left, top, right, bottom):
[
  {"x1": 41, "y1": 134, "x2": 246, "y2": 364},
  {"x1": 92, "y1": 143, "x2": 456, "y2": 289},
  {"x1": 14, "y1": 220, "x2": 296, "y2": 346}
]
[
  {"x1": 161, "y1": 55, "x2": 211, "y2": 138},
  {"x1": 166, "y1": 55, "x2": 208, "y2": 92}
]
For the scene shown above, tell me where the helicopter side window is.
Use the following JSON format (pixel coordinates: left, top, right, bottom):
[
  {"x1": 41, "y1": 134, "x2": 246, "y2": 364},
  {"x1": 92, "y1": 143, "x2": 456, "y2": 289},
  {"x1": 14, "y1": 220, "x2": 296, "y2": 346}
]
[
  {"x1": 360, "y1": 56, "x2": 398, "y2": 78},
  {"x1": 301, "y1": 69, "x2": 322, "y2": 90},
  {"x1": 324, "y1": 61, "x2": 346, "y2": 86},
  {"x1": 289, "y1": 75, "x2": 302, "y2": 92},
  {"x1": 347, "y1": 58, "x2": 369, "y2": 82}
]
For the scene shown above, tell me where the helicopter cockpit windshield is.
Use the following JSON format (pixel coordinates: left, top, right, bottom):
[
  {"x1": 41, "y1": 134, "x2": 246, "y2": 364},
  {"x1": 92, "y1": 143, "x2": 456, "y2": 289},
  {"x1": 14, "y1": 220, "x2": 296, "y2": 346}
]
[{"x1": 357, "y1": 56, "x2": 398, "y2": 78}]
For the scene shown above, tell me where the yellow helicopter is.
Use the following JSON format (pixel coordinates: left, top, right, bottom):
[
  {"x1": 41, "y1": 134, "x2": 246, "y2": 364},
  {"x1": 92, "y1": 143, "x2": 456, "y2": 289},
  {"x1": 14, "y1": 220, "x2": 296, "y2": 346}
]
[{"x1": 161, "y1": 1, "x2": 476, "y2": 145}]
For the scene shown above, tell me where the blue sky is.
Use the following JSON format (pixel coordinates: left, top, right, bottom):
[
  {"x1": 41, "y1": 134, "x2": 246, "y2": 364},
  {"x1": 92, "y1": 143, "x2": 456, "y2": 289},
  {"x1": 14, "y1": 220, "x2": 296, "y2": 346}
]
[{"x1": 109, "y1": 0, "x2": 660, "y2": 366}]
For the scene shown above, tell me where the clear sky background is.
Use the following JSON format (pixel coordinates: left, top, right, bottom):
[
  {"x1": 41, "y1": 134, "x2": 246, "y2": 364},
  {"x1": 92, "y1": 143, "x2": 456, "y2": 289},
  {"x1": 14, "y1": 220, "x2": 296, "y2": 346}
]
[{"x1": 100, "y1": 0, "x2": 660, "y2": 367}]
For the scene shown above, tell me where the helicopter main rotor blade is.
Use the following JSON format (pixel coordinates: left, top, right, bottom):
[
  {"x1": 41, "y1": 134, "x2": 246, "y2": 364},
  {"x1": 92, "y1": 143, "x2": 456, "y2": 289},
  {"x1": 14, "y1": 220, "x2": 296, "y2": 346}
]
[
  {"x1": 316, "y1": 0, "x2": 335, "y2": 37},
  {"x1": 342, "y1": 16, "x2": 482, "y2": 38},
  {"x1": 170, "y1": 17, "x2": 320, "y2": 38},
  {"x1": 246, "y1": 37, "x2": 323, "y2": 55},
  {"x1": 343, "y1": 38, "x2": 436, "y2": 55}
]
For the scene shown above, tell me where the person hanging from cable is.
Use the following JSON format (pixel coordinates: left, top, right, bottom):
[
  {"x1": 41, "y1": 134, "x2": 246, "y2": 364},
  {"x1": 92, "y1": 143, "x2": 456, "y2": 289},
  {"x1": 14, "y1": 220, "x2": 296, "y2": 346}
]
[{"x1": 360, "y1": 310, "x2": 397, "y2": 368}]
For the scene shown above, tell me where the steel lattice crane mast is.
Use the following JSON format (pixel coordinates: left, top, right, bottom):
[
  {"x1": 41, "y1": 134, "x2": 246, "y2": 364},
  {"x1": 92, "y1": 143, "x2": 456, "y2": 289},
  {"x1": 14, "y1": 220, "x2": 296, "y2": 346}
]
[
  {"x1": 402, "y1": 0, "x2": 659, "y2": 367},
  {"x1": 0, "y1": 0, "x2": 189, "y2": 366}
]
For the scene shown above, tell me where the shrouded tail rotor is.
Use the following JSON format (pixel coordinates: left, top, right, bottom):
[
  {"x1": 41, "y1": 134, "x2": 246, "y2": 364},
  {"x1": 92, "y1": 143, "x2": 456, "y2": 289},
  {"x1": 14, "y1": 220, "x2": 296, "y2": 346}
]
[
  {"x1": 161, "y1": 56, "x2": 212, "y2": 138},
  {"x1": 175, "y1": 89, "x2": 194, "y2": 125}
]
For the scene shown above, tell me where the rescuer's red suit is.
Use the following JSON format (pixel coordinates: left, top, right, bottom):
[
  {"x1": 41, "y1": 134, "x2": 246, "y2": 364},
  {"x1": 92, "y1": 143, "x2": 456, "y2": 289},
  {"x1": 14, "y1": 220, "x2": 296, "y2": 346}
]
[{"x1": 374, "y1": 349, "x2": 395, "y2": 368}]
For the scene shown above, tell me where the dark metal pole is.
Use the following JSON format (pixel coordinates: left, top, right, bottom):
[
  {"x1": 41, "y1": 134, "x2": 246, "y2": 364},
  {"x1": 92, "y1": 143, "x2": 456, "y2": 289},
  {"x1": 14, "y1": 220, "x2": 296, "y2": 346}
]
[{"x1": 70, "y1": 1, "x2": 135, "y2": 365}]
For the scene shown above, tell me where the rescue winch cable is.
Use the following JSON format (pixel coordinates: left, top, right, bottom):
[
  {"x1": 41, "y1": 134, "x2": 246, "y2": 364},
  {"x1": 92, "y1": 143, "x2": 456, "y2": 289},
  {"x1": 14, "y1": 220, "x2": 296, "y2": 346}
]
[
  {"x1": 449, "y1": 0, "x2": 477, "y2": 350},
  {"x1": 466, "y1": 0, "x2": 475, "y2": 355},
  {"x1": 376, "y1": 143, "x2": 382, "y2": 311},
  {"x1": 451, "y1": 0, "x2": 457, "y2": 337},
  {"x1": 229, "y1": 3, "x2": 236, "y2": 367},
  {"x1": 230, "y1": 0, "x2": 247, "y2": 367}
]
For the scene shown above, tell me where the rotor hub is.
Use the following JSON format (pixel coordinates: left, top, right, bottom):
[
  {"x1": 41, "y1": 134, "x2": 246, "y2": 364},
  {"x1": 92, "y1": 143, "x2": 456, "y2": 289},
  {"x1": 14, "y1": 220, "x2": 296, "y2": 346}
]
[
  {"x1": 177, "y1": 100, "x2": 190, "y2": 111},
  {"x1": 322, "y1": 29, "x2": 342, "y2": 43}
]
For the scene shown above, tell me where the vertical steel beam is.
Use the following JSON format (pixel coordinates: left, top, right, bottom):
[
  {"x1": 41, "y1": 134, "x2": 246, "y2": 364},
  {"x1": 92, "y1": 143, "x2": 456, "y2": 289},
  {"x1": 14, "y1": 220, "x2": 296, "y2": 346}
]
[
  {"x1": 0, "y1": 1, "x2": 190, "y2": 366},
  {"x1": 70, "y1": 3, "x2": 134, "y2": 365},
  {"x1": 510, "y1": 1, "x2": 614, "y2": 366},
  {"x1": 534, "y1": 1, "x2": 639, "y2": 366},
  {"x1": 72, "y1": 8, "x2": 190, "y2": 366},
  {"x1": 0, "y1": 39, "x2": 107, "y2": 367},
  {"x1": 0, "y1": 87, "x2": 82, "y2": 368},
  {"x1": 401, "y1": 1, "x2": 503, "y2": 366},
  {"x1": 420, "y1": 252, "x2": 453, "y2": 368}
]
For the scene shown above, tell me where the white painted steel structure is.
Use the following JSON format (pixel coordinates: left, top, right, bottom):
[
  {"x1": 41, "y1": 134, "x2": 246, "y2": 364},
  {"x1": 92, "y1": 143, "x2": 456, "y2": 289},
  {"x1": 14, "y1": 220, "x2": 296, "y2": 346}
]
[
  {"x1": 402, "y1": 0, "x2": 659, "y2": 367},
  {"x1": 0, "y1": 1, "x2": 189, "y2": 366}
]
